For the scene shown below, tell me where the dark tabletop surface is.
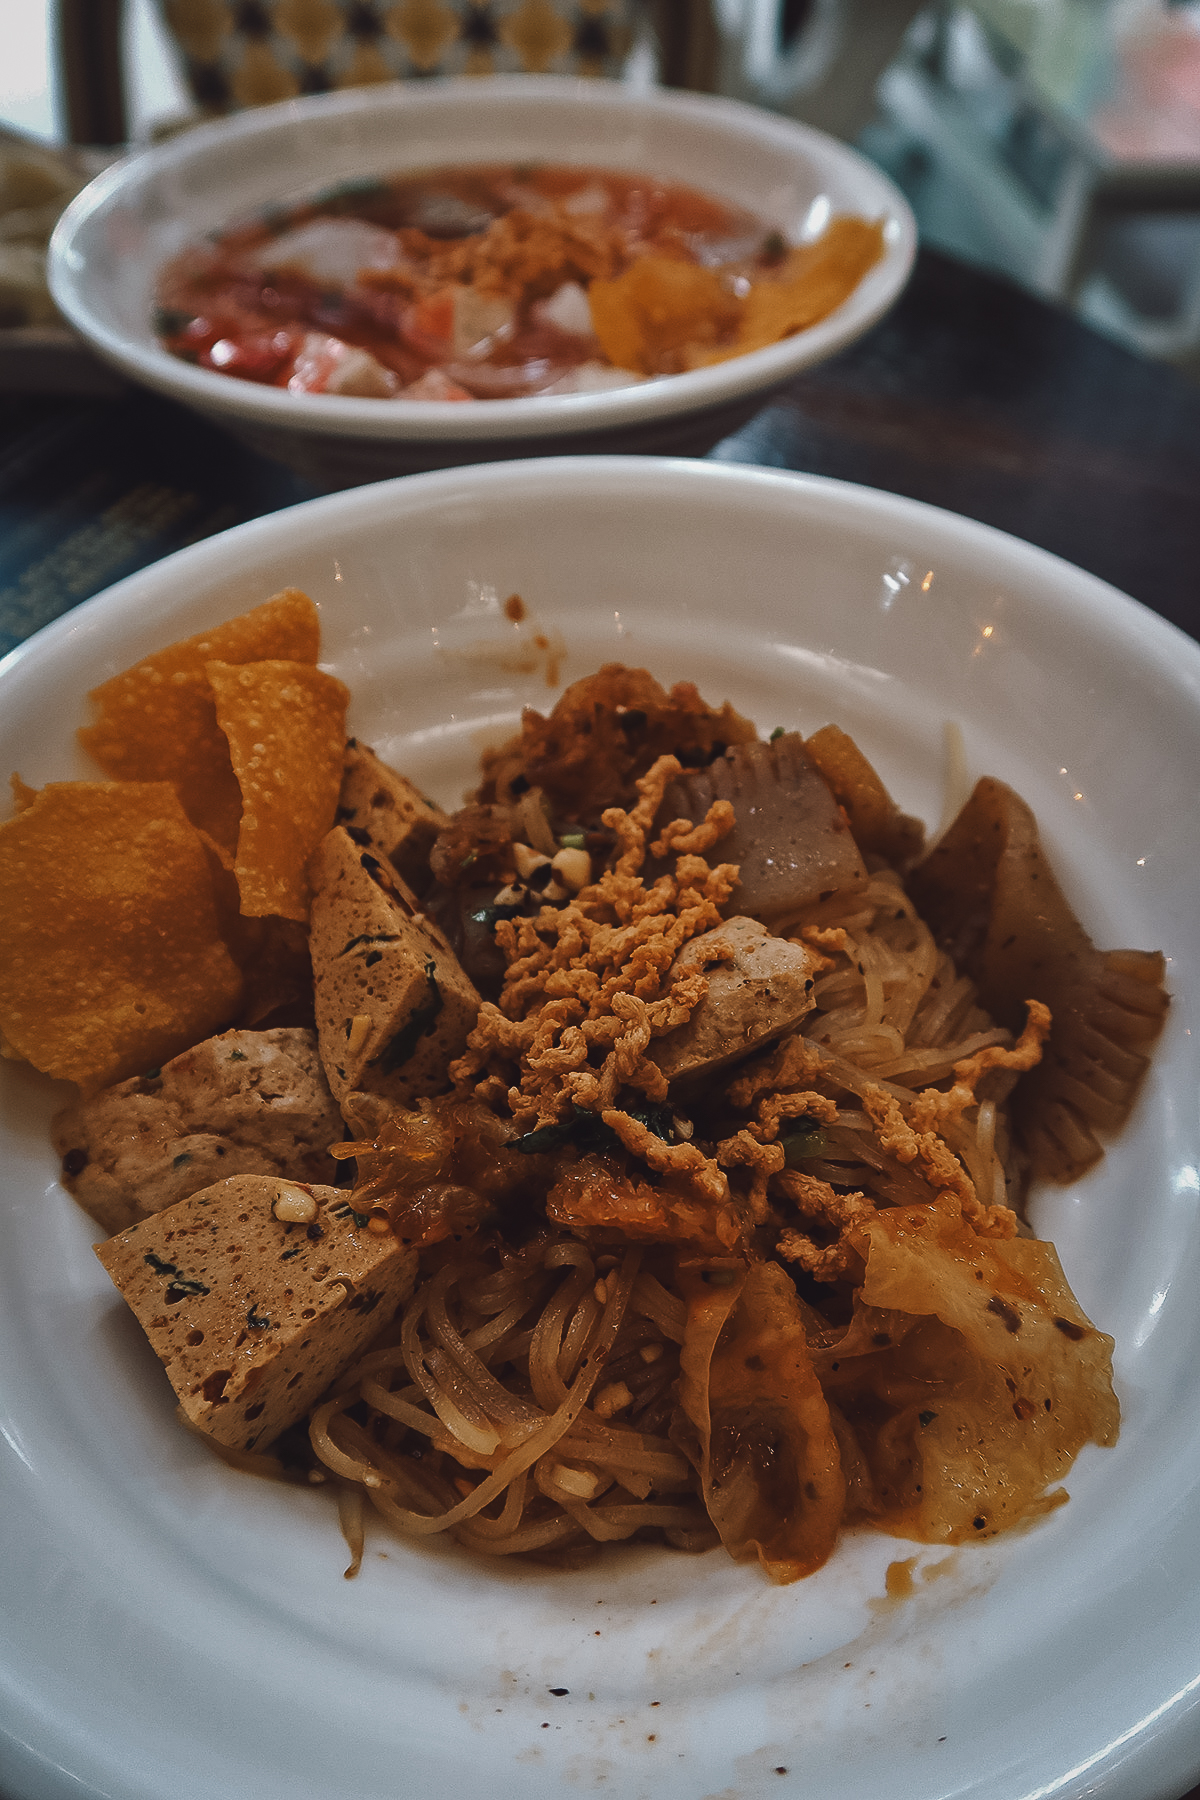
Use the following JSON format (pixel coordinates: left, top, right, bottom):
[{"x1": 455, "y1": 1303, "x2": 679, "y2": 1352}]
[
  {"x1": 4, "y1": 244, "x2": 1200, "y2": 661},
  {"x1": 2, "y1": 242, "x2": 1199, "y2": 1800}
]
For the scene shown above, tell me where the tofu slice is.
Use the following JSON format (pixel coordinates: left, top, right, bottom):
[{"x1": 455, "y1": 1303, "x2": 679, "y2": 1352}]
[
  {"x1": 52, "y1": 1026, "x2": 344, "y2": 1235},
  {"x1": 308, "y1": 827, "x2": 481, "y2": 1121},
  {"x1": 653, "y1": 916, "x2": 820, "y2": 1086},
  {"x1": 95, "y1": 1174, "x2": 416, "y2": 1452},
  {"x1": 335, "y1": 740, "x2": 449, "y2": 894}
]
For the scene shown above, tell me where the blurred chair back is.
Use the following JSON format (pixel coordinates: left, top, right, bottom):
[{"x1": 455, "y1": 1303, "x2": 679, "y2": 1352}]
[{"x1": 55, "y1": 0, "x2": 718, "y2": 145}]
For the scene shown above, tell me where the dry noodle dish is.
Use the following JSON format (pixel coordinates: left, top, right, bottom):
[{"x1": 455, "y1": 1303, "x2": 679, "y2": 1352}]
[
  {"x1": 155, "y1": 163, "x2": 885, "y2": 401},
  {"x1": 0, "y1": 594, "x2": 1168, "y2": 1583}
]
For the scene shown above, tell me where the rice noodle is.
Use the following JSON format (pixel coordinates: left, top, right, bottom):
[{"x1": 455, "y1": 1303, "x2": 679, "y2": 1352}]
[{"x1": 296, "y1": 682, "x2": 1133, "y2": 1580}]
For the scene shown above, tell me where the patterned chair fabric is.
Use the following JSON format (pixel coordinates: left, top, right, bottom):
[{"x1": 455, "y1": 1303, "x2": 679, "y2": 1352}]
[{"x1": 159, "y1": 0, "x2": 642, "y2": 112}]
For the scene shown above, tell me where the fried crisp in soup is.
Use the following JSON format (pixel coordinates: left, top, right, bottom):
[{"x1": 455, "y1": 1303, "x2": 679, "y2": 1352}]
[{"x1": 155, "y1": 163, "x2": 885, "y2": 401}]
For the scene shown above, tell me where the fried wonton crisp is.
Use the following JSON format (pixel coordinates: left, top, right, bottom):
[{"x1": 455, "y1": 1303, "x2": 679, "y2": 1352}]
[
  {"x1": 819, "y1": 1206, "x2": 1120, "y2": 1542},
  {"x1": 0, "y1": 781, "x2": 243, "y2": 1093},
  {"x1": 715, "y1": 218, "x2": 886, "y2": 362},
  {"x1": 206, "y1": 659, "x2": 349, "y2": 922},
  {"x1": 676, "y1": 1259, "x2": 846, "y2": 1583},
  {"x1": 77, "y1": 589, "x2": 321, "y2": 853}
]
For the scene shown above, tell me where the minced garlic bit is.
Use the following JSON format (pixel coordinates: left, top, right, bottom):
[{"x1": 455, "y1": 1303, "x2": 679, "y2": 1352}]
[
  {"x1": 273, "y1": 1182, "x2": 318, "y2": 1223},
  {"x1": 638, "y1": 1342, "x2": 664, "y2": 1364},
  {"x1": 548, "y1": 1463, "x2": 603, "y2": 1500},
  {"x1": 345, "y1": 1012, "x2": 373, "y2": 1058},
  {"x1": 550, "y1": 845, "x2": 591, "y2": 891},
  {"x1": 593, "y1": 1381, "x2": 634, "y2": 1419},
  {"x1": 512, "y1": 841, "x2": 551, "y2": 880}
]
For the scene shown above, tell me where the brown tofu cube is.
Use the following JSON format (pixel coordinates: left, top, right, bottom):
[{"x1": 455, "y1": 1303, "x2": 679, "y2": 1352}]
[
  {"x1": 308, "y1": 827, "x2": 481, "y2": 1122},
  {"x1": 336, "y1": 740, "x2": 448, "y2": 893},
  {"x1": 52, "y1": 1026, "x2": 343, "y2": 1235},
  {"x1": 653, "y1": 916, "x2": 820, "y2": 1087},
  {"x1": 95, "y1": 1174, "x2": 416, "y2": 1451}
]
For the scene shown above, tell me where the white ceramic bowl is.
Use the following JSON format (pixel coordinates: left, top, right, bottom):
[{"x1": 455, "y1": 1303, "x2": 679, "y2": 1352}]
[
  {"x1": 2, "y1": 457, "x2": 1199, "y2": 1800},
  {"x1": 47, "y1": 78, "x2": 915, "y2": 486}
]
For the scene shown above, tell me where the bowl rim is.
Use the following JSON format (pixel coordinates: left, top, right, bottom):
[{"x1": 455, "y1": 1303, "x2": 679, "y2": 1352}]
[{"x1": 47, "y1": 75, "x2": 917, "y2": 445}]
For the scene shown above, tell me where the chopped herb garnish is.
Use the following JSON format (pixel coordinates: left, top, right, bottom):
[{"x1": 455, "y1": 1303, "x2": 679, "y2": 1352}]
[
  {"x1": 338, "y1": 936, "x2": 402, "y2": 964},
  {"x1": 770, "y1": 725, "x2": 785, "y2": 742},
  {"x1": 280, "y1": 1245, "x2": 304, "y2": 1261},
  {"x1": 144, "y1": 1251, "x2": 209, "y2": 1296},
  {"x1": 512, "y1": 1117, "x2": 580, "y2": 1155},
  {"x1": 228, "y1": 1050, "x2": 247, "y2": 1062},
  {"x1": 513, "y1": 1102, "x2": 676, "y2": 1159},
  {"x1": 330, "y1": 1202, "x2": 372, "y2": 1228},
  {"x1": 373, "y1": 957, "x2": 443, "y2": 1073},
  {"x1": 558, "y1": 831, "x2": 586, "y2": 850},
  {"x1": 247, "y1": 1303, "x2": 274, "y2": 1330},
  {"x1": 346, "y1": 1287, "x2": 383, "y2": 1315},
  {"x1": 780, "y1": 1124, "x2": 827, "y2": 1165},
  {"x1": 172, "y1": 1152, "x2": 192, "y2": 1169}
]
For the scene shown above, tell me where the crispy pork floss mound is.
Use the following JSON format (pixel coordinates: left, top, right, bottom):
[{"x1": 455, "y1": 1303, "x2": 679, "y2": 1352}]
[{"x1": 11, "y1": 610, "x2": 1164, "y2": 1584}]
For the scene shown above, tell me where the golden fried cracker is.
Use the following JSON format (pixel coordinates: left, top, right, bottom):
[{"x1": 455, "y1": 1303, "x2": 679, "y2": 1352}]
[
  {"x1": 206, "y1": 659, "x2": 349, "y2": 922},
  {"x1": 703, "y1": 219, "x2": 886, "y2": 364},
  {"x1": 588, "y1": 257, "x2": 739, "y2": 374},
  {"x1": 196, "y1": 830, "x2": 314, "y2": 1027},
  {"x1": 77, "y1": 589, "x2": 321, "y2": 853},
  {"x1": 0, "y1": 781, "x2": 243, "y2": 1094}
]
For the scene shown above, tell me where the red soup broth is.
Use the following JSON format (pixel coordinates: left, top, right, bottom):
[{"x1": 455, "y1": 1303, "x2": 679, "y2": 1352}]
[{"x1": 156, "y1": 162, "x2": 885, "y2": 401}]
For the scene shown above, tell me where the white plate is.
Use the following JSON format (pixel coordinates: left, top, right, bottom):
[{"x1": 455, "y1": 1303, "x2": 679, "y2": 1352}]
[{"x1": 1, "y1": 458, "x2": 1198, "y2": 1800}]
